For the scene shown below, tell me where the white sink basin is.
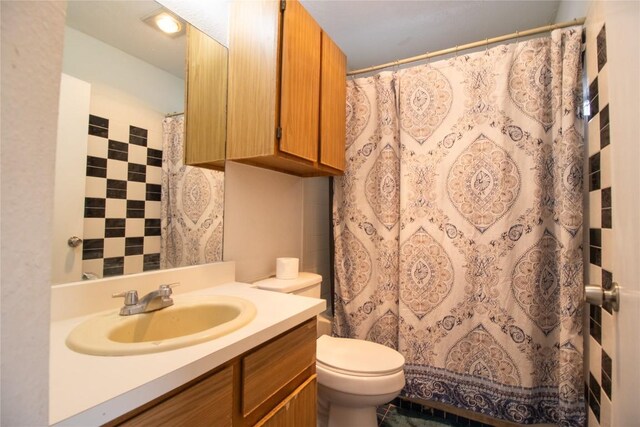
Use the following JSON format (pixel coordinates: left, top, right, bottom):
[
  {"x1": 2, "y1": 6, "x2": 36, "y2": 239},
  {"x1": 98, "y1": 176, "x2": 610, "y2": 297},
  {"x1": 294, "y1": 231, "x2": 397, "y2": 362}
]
[{"x1": 66, "y1": 295, "x2": 256, "y2": 356}]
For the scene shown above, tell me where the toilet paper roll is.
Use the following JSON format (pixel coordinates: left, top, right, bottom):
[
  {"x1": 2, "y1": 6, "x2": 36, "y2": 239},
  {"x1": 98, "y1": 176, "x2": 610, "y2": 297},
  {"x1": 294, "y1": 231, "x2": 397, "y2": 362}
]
[{"x1": 276, "y1": 257, "x2": 299, "y2": 279}]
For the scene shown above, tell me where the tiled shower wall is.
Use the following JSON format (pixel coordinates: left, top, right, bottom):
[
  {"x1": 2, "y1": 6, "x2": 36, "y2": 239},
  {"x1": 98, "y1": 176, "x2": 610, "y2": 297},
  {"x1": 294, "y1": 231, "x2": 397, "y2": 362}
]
[
  {"x1": 585, "y1": 22, "x2": 614, "y2": 427},
  {"x1": 82, "y1": 94, "x2": 164, "y2": 278},
  {"x1": 302, "y1": 177, "x2": 332, "y2": 308}
]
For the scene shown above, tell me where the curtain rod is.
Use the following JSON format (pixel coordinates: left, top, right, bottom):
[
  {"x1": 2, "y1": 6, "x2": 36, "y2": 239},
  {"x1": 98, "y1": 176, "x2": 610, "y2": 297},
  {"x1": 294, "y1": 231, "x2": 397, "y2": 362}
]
[
  {"x1": 165, "y1": 111, "x2": 184, "y2": 118},
  {"x1": 347, "y1": 17, "x2": 586, "y2": 76}
]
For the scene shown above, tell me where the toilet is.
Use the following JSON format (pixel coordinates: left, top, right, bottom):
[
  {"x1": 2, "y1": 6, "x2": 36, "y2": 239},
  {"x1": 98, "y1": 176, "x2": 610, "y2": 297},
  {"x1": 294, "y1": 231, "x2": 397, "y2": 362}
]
[{"x1": 254, "y1": 273, "x2": 405, "y2": 427}]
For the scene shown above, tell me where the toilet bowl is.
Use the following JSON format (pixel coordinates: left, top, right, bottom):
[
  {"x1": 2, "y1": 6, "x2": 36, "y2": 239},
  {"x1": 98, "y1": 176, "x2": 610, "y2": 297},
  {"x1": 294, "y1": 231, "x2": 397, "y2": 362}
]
[
  {"x1": 316, "y1": 335, "x2": 405, "y2": 427},
  {"x1": 254, "y1": 273, "x2": 406, "y2": 427}
]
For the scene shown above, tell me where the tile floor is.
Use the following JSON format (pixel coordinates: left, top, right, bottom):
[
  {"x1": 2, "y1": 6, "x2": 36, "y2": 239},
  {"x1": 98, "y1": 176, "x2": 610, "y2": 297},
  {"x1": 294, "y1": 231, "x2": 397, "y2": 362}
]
[{"x1": 377, "y1": 399, "x2": 495, "y2": 427}]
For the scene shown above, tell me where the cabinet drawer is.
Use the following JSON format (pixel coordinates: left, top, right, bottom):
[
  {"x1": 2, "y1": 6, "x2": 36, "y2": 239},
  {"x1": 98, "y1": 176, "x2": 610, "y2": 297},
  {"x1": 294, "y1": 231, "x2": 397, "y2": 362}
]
[
  {"x1": 242, "y1": 319, "x2": 316, "y2": 416},
  {"x1": 255, "y1": 375, "x2": 317, "y2": 427},
  {"x1": 119, "y1": 365, "x2": 233, "y2": 426}
]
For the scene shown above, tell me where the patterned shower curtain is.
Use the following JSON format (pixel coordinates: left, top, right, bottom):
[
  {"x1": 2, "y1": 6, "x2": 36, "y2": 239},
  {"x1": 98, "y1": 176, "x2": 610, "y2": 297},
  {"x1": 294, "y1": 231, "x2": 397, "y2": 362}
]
[
  {"x1": 160, "y1": 116, "x2": 224, "y2": 268},
  {"x1": 333, "y1": 28, "x2": 584, "y2": 426}
]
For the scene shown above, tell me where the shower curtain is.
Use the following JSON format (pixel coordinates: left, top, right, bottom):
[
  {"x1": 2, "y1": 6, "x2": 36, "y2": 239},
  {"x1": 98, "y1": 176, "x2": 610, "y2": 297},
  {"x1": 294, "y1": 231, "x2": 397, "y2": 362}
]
[
  {"x1": 333, "y1": 28, "x2": 584, "y2": 426},
  {"x1": 160, "y1": 116, "x2": 224, "y2": 268}
]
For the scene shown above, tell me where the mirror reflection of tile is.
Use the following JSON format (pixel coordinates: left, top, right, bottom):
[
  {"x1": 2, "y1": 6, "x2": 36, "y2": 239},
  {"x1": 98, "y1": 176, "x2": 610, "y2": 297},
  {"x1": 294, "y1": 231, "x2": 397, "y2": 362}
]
[{"x1": 83, "y1": 113, "x2": 162, "y2": 278}]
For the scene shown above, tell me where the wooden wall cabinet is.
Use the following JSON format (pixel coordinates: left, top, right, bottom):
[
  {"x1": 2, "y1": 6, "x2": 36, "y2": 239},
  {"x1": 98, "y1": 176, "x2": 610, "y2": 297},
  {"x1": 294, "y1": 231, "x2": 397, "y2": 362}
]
[
  {"x1": 184, "y1": 24, "x2": 228, "y2": 171},
  {"x1": 108, "y1": 320, "x2": 317, "y2": 426},
  {"x1": 227, "y1": 0, "x2": 346, "y2": 177}
]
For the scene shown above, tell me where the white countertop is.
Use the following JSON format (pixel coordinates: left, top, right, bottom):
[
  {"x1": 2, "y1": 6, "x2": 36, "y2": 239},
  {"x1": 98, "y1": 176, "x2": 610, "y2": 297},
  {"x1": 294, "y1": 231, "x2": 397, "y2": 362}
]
[{"x1": 49, "y1": 282, "x2": 325, "y2": 426}]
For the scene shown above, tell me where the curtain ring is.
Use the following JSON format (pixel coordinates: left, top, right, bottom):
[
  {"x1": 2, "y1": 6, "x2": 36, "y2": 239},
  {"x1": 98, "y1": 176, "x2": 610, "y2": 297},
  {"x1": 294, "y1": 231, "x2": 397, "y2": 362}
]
[
  {"x1": 515, "y1": 30, "x2": 520, "y2": 45},
  {"x1": 426, "y1": 51, "x2": 430, "y2": 66},
  {"x1": 485, "y1": 37, "x2": 489, "y2": 54},
  {"x1": 455, "y1": 45, "x2": 458, "y2": 59}
]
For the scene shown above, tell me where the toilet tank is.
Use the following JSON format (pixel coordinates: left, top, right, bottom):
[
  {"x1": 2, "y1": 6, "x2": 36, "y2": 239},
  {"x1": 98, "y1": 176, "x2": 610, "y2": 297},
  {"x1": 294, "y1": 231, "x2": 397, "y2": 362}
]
[{"x1": 254, "y1": 272, "x2": 322, "y2": 298}]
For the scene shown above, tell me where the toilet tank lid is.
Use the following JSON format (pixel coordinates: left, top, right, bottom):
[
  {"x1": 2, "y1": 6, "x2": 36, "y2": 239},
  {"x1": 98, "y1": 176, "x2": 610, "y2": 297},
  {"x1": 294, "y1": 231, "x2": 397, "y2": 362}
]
[{"x1": 254, "y1": 272, "x2": 322, "y2": 293}]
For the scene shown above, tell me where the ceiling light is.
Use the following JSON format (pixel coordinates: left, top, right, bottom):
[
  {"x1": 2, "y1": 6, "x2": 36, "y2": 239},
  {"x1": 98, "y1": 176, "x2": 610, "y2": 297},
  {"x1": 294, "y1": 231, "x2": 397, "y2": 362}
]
[
  {"x1": 142, "y1": 9, "x2": 185, "y2": 38},
  {"x1": 155, "y1": 13, "x2": 181, "y2": 34}
]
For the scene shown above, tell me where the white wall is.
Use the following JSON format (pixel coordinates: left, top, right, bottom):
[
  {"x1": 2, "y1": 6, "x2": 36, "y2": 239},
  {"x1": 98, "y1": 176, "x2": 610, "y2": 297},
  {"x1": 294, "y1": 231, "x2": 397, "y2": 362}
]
[
  {"x1": 0, "y1": 1, "x2": 66, "y2": 425},
  {"x1": 583, "y1": 1, "x2": 640, "y2": 426},
  {"x1": 598, "y1": 1, "x2": 640, "y2": 425},
  {"x1": 52, "y1": 74, "x2": 91, "y2": 284},
  {"x1": 63, "y1": 26, "x2": 184, "y2": 114}
]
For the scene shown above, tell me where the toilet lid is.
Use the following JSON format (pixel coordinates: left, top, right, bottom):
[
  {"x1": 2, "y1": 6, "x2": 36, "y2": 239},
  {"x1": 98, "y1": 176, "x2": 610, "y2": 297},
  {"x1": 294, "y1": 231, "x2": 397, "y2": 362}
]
[{"x1": 316, "y1": 335, "x2": 405, "y2": 376}]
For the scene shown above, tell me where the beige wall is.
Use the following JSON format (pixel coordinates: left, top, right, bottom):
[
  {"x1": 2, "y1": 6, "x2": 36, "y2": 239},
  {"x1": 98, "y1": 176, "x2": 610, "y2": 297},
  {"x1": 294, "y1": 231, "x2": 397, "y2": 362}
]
[
  {"x1": 223, "y1": 162, "x2": 305, "y2": 283},
  {"x1": 0, "y1": 1, "x2": 67, "y2": 425},
  {"x1": 554, "y1": 0, "x2": 589, "y2": 22},
  {"x1": 223, "y1": 163, "x2": 332, "y2": 297}
]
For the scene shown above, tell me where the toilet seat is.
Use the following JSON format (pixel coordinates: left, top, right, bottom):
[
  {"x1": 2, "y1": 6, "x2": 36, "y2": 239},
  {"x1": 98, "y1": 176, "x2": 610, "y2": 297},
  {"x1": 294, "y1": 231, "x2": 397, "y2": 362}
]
[
  {"x1": 316, "y1": 335, "x2": 405, "y2": 377},
  {"x1": 316, "y1": 363, "x2": 406, "y2": 396}
]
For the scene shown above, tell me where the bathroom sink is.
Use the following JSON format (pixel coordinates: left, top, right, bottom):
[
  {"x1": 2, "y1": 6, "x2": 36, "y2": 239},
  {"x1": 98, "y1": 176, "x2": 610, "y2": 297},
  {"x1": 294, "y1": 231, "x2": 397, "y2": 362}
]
[{"x1": 66, "y1": 295, "x2": 257, "y2": 356}]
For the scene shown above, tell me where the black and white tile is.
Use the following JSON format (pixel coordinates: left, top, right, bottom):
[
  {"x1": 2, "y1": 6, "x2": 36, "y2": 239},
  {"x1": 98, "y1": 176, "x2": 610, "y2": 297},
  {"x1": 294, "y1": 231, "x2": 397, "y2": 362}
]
[
  {"x1": 586, "y1": 23, "x2": 614, "y2": 427},
  {"x1": 82, "y1": 114, "x2": 162, "y2": 278}
]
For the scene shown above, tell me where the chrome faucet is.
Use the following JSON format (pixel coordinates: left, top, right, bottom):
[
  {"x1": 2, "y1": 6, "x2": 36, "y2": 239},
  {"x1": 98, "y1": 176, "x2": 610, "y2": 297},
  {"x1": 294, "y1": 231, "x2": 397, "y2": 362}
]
[{"x1": 112, "y1": 283, "x2": 178, "y2": 316}]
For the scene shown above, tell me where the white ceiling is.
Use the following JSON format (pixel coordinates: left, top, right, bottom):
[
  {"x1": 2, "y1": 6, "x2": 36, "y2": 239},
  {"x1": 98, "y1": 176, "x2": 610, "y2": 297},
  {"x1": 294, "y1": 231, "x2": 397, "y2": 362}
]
[
  {"x1": 66, "y1": 0, "x2": 570, "y2": 79},
  {"x1": 302, "y1": 0, "x2": 562, "y2": 71}
]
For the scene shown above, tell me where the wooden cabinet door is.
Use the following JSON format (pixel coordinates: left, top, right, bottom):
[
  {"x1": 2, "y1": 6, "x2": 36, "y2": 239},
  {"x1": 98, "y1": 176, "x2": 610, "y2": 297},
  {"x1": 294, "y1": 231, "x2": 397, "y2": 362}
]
[
  {"x1": 227, "y1": 0, "x2": 280, "y2": 161},
  {"x1": 184, "y1": 24, "x2": 228, "y2": 170},
  {"x1": 119, "y1": 365, "x2": 233, "y2": 426},
  {"x1": 255, "y1": 375, "x2": 317, "y2": 427},
  {"x1": 279, "y1": 0, "x2": 321, "y2": 163},
  {"x1": 319, "y1": 32, "x2": 346, "y2": 172}
]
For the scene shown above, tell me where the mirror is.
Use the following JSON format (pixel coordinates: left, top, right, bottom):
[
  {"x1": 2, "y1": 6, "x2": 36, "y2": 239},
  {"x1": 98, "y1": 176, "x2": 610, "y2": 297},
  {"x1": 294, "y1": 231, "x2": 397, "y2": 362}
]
[{"x1": 52, "y1": 0, "x2": 227, "y2": 284}]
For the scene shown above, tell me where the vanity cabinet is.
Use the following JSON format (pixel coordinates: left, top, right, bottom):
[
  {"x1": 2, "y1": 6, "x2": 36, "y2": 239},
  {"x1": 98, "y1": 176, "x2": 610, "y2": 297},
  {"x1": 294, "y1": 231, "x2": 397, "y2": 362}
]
[
  {"x1": 227, "y1": 0, "x2": 346, "y2": 177},
  {"x1": 108, "y1": 319, "x2": 317, "y2": 426},
  {"x1": 183, "y1": 24, "x2": 228, "y2": 171},
  {"x1": 118, "y1": 365, "x2": 234, "y2": 426},
  {"x1": 255, "y1": 376, "x2": 317, "y2": 427}
]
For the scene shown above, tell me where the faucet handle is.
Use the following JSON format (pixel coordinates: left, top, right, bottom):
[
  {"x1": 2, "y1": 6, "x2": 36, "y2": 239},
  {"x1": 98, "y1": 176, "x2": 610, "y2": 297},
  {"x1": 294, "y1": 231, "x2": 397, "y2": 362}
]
[
  {"x1": 112, "y1": 290, "x2": 138, "y2": 306},
  {"x1": 159, "y1": 283, "x2": 179, "y2": 296}
]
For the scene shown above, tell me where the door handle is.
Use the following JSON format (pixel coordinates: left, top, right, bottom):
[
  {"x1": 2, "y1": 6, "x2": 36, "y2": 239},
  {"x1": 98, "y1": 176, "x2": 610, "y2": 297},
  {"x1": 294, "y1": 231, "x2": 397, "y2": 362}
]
[
  {"x1": 585, "y1": 283, "x2": 620, "y2": 312},
  {"x1": 67, "y1": 236, "x2": 83, "y2": 248}
]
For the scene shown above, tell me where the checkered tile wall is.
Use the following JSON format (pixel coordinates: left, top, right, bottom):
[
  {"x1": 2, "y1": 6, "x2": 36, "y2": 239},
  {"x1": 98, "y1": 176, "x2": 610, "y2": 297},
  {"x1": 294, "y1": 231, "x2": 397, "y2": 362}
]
[
  {"x1": 586, "y1": 24, "x2": 614, "y2": 427},
  {"x1": 82, "y1": 113, "x2": 162, "y2": 278}
]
